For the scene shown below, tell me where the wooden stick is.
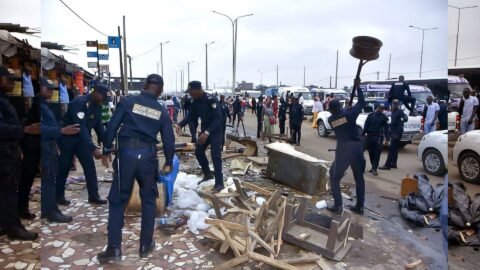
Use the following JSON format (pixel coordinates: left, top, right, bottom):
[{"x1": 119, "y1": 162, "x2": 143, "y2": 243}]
[
  {"x1": 279, "y1": 255, "x2": 323, "y2": 264},
  {"x1": 214, "y1": 254, "x2": 249, "y2": 270},
  {"x1": 248, "y1": 230, "x2": 276, "y2": 256},
  {"x1": 248, "y1": 252, "x2": 298, "y2": 270},
  {"x1": 219, "y1": 223, "x2": 241, "y2": 257}
]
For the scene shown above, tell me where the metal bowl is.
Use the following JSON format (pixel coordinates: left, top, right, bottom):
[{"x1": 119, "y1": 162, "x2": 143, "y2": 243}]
[{"x1": 349, "y1": 36, "x2": 383, "y2": 61}]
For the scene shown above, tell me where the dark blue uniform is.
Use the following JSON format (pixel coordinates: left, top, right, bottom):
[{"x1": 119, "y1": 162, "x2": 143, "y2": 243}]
[
  {"x1": 278, "y1": 98, "x2": 287, "y2": 135},
  {"x1": 220, "y1": 100, "x2": 231, "y2": 148},
  {"x1": 256, "y1": 101, "x2": 264, "y2": 138},
  {"x1": 327, "y1": 89, "x2": 366, "y2": 209},
  {"x1": 388, "y1": 82, "x2": 416, "y2": 113},
  {"x1": 290, "y1": 103, "x2": 304, "y2": 144},
  {"x1": 41, "y1": 98, "x2": 64, "y2": 216},
  {"x1": 438, "y1": 102, "x2": 448, "y2": 130},
  {"x1": 103, "y1": 91, "x2": 175, "y2": 248},
  {"x1": 56, "y1": 94, "x2": 105, "y2": 202},
  {"x1": 179, "y1": 93, "x2": 224, "y2": 188},
  {"x1": 362, "y1": 110, "x2": 388, "y2": 171},
  {"x1": 382, "y1": 108, "x2": 407, "y2": 168}
]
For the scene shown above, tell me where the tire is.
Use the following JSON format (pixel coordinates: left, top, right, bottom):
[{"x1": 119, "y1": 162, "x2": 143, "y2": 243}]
[
  {"x1": 317, "y1": 120, "x2": 329, "y2": 137},
  {"x1": 458, "y1": 152, "x2": 480, "y2": 184},
  {"x1": 422, "y1": 149, "x2": 446, "y2": 176}
]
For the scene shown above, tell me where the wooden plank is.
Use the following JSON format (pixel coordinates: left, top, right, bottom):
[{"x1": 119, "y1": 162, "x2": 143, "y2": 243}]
[
  {"x1": 205, "y1": 219, "x2": 247, "y2": 233},
  {"x1": 248, "y1": 252, "x2": 299, "y2": 270},
  {"x1": 241, "y1": 181, "x2": 274, "y2": 196},
  {"x1": 215, "y1": 254, "x2": 249, "y2": 270},
  {"x1": 214, "y1": 192, "x2": 241, "y2": 198},
  {"x1": 279, "y1": 255, "x2": 323, "y2": 264},
  {"x1": 277, "y1": 198, "x2": 287, "y2": 255},
  {"x1": 248, "y1": 230, "x2": 276, "y2": 256},
  {"x1": 219, "y1": 223, "x2": 241, "y2": 257}
]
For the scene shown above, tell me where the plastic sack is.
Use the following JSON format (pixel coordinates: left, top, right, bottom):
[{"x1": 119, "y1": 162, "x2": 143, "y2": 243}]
[{"x1": 158, "y1": 154, "x2": 180, "y2": 206}]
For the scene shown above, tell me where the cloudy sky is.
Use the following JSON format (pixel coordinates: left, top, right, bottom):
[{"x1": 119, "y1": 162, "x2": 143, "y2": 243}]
[{"x1": 2, "y1": 0, "x2": 455, "y2": 91}]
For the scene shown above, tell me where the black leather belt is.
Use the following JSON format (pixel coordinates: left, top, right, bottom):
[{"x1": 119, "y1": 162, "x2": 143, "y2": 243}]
[{"x1": 120, "y1": 138, "x2": 156, "y2": 149}]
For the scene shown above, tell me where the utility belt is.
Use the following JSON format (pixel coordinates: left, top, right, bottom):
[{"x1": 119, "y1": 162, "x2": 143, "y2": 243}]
[{"x1": 119, "y1": 138, "x2": 157, "y2": 150}]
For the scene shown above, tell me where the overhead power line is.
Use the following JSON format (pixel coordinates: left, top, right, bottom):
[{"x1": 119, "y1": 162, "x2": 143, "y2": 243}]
[{"x1": 58, "y1": 0, "x2": 108, "y2": 36}]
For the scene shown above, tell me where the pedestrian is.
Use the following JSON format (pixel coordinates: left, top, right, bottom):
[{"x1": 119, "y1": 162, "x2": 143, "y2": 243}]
[
  {"x1": 0, "y1": 66, "x2": 39, "y2": 240},
  {"x1": 262, "y1": 97, "x2": 275, "y2": 143},
  {"x1": 422, "y1": 96, "x2": 439, "y2": 135},
  {"x1": 278, "y1": 96, "x2": 287, "y2": 135},
  {"x1": 176, "y1": 81, "x2": 225, "y2": 192},
  {"x1": 363, "y1": 104, "x2": 388, "y2": 176},
  {"x1": 56, "y1": 82, "x2": 109, "y2": 206},
  {"x1": 165, "y1": 96, "x2": 174, "y2": 121},
  {"x1": 272, "y1": 95, "x2": 279, "y2": 117},
  {"x1": 291, "y1": 97, "x2": 304, "y2": 146},
  {"x1": 97, "y1": 74, "x2": 175, "y2": 262},
  {"x1": 256, "y1": 96, "x2": 264, "y2": 138},
  {"x1": 232, "y1": 96, "x2": 242, "y2": 128},
  {"x1": 173, "y1": 96, "x2": 181, "y2": 123},
  {"x1": 220, "y1": 94, "x2": 231, "y2": 149},
  {"x1": 387, "y1": 75, "x2": 417, "y2": 116},
  {"x1": 458, "y1": 88, "x2": 478, "y2": 134},
  {"x1": 40, "y1": 77, "x2": 79, "y2": 223},
  {"x1": 326, "y1": 80, "x2": 366, "y2": 215},
  {"x1": 312, "y1": 96, "x2": 323, "y2": 128},
  {"x1": 438, "y1": 100, "x2": 448, "y2": 131},
  {"x1": 251, "y1": 96, "x2": 256, "y2": 114},
  {"x1": 183, "y1": 94, "x2": 191, "y2": 118},
  {"x1": 379, "y1": 99, "x2": 408, "y2": 170},
  {"x1": 287, "y1": 95, "x2": 294, "y2": 135},
  {"x1": 325, "y1": 93, "x2": 334, "y2": 111}
]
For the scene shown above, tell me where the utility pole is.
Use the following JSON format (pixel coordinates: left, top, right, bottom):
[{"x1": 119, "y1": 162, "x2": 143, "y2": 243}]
[
  {"x1": 449, "y1": 5, "x2": 478, "y2": 66},
  {"x1": 303, "y1": 65, "x2": 306, "y2": 86},
  {"x1": 376, "y1": 71, "x2": 380, "y2": 80},
  {"x1": 127, "y1": 55, "x2": 133, "y2": 90},
  {"x1": 117, "y1": 26, "x2": 125, "y2": 96},
  {"x1": 409, "y1": 25, "x2": 437, "y2": 78},
  {"x1": 335, "y1": 50, "x2": 338, "y2": 88},
  {"x1": 160, "y1": 41, "x2": 170, "y2": 78},
  {"x1": 387, "y1": 53, "x2": 391, "y2": 79},
  {"x1": 329, "y1": 76, "x2": 332, "y2": 88},
  {"x1": 122, "y1": 15, "x2": 128, "y2": 95},
  {"x1": 95, "y1": 40, "x2": 100, "y2": 75},
  {"x1": 205, "y1": 41, "x2": 215, "y2": 90},
  {"x1": 276, "y1": 65, "x2": 278, "y2": 86}
]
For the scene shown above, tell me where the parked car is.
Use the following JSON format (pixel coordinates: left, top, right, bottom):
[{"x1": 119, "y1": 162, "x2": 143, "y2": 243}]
[
  {"x1": 417, "y1": 130, "x2": 448, "y2": 176},
  {"x1": 452, "y1": 130, "x2": 480, "y2": 184}
]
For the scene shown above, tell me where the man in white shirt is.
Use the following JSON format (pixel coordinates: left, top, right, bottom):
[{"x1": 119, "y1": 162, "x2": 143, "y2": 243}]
[
  {"x1": 460, "y1": 88, "x2": 479, "y2": 134},
  {"x1": 312, "y1": 96, "x2": 324, "y2": 128},
  {"x1": 422, "y1": 96, "x2": 439, "y2": 135}
]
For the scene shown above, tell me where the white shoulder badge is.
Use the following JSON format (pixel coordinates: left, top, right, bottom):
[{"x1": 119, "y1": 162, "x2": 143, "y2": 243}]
[
  {"x1": 132, "y1": 103, "x2": 162, "y2": 120},
  {"x1": 77, "y1": 112, "x2": 85, "y2": 119},
  {"x1": 212, "y1": 103, "x2": 217, "y2": 109},
  {"x1": 331, "y1": 117, "x2": 347, "y2": 128}
]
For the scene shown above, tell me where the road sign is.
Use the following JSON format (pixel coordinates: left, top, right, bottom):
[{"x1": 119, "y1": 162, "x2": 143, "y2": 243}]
[
  {"x1": 86, "y1": 41, "x2": 97, "y2": 47},
  {"x1": 98, "y1": 54, "x2": 109, "y2": 60},
  {"x1": 88, "y1": 62, "x2": 98, "y2": 68},
  {"x1": 108, "y1": 36, "x2": 121, "y2": 48},
  {"x1": 98, "y1": 43, "x2": 109, "y2": 50},
  {"x1": 87, "y1": 51, "x2": 98, "y2": 58},
  {"x1": 99, "y1": 65, "x2": 109, "y2": 73}
]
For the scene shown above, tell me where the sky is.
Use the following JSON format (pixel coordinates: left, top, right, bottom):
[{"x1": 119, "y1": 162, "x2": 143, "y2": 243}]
[{"x1": 1, "y1": 0, "x2": 456, "y2": 91}]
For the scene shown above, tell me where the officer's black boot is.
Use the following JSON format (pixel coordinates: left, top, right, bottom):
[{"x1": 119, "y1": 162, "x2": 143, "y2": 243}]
[
  {"x1": 378, "y1": 165, "x2": 391, "y2": 170},
  {"x1": 139, "y1": 240, "x2": 155, "y2": 258},
  {"x1": 349, "y1": 205, "x2": 364, "y2": 215},
  {"x1": 89, "y1": 196, "x2": 108, "y2": 205},
  {"x1": 98, "y1": 246, "x2": 122, "y2": 263},
  {"x1": 7, "y1": 225, "x2": 39, "y2": 241},
  {"x1": 371, "y1": 169, "x2": 378, "y2": 176},
  {"x1": 18, "y1": 210, "x2": 36, "y2": 220},
  {"x1": 326, "y1": 205, "x2": 343, "y2": 215},
  {"x1": 46, "y1": 211, "x2": 73, "y2": 223},
  {"x1": 198, "y1": 172, "x2": 214, "y2": 185},
  {"x1": 57, "y1": 198, "x2": 71, "y2": 206}
]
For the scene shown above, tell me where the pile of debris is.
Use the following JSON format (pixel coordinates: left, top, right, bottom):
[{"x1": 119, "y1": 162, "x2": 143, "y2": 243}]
[{"x1": 448, "y1": 182, "x2": 480, "y2": 246}]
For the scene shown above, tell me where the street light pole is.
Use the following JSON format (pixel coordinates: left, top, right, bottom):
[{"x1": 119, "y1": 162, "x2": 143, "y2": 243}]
[
  {"x1": 448, "y1": 5, "x2": 478, "y2": 66},
  {"x1": 187, "y1": 61, "x2": 194, "y2": 83},
  {"x1": 160, "y1": 41, "x2": 170, "y2": 78},
  {"x1": 409, "y1": 25, "x2": 437, "y2": 78},
  {"x1": 205, "y1": 41, "x2": 215, "y2": 90}
]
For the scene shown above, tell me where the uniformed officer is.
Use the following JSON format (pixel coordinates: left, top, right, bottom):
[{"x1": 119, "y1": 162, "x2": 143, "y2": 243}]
[
  {"x1": 362, "y1": 104, "x2": 388, "y2": 176},
  {"x1": 97, "y1": 74, "x2": 175, "y2": 262},
  {"x1": 56, "y1": 83, "x2": 109, "y2": 205},
  {"x1": 40, "y1": 78, "x2": 79, "y2": 223},
  {"x1": 388, "y1": 75, "x2": 417, "y2": 116},
  {"x1": 379, "y1": 99, "x2": 407, "y2": 170},
  {"x1": 290, "y1": 97, "x2": 304, "y2": 146},
  {"x1": 255, "y1": 96, "x2": 264, "y2": 138},
  {"x1": 176, "y1": 81, "x2": 225, "y2": 192},
  {"x1": 220, "y1": 94, "x2": 231, "y2": 149},
  {"x1": 326, "y1": 81, "x2": 366, "y2": 215},
  {"x1": 278, "y1": 96, "x2": 287, "y2": 135},
  {"x1": 0, "y1": 66, "x2": 39, "y2": 240}
]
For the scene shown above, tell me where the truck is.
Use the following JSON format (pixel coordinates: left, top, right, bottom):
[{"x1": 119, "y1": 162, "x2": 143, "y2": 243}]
[{"x1": 315, "y1": 98, "x2": 423, "y2": 148}]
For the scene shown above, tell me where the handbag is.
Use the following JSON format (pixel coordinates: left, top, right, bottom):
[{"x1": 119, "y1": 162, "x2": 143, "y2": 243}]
[{"x1": 269, "y1": 116, "x2": 276, "y2": 125}]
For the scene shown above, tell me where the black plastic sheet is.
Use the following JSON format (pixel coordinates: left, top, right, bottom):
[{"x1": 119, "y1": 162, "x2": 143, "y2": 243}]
[{"x1": 448, "y1": 182, "x2": 480, "y2": 246}]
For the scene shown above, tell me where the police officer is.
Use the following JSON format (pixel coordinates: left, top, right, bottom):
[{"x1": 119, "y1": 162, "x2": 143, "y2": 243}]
[
  {"x1": 0, "y1": 66, "x2": 39, "y2": 240},
  {"x1": 379, "y1": 99, "x2": 407, "y2": 170},
  {"x1": 97, "y1": 74, "x2": 175, "y2": 262},
  {"x1": 40, "y1": 78, "x2": 79, "y2": 223},
  {"x1": 326, "y1": 81, "x2": 366, "y2": 215},
  {"x1": 278, "y1": 96, "x2": 287, "y2": 135},
  {"x1": 290, "y1": 97, "x2": 304, "y2": 146},
  {"x1": 56, "y1": 83, "x2": 109, "y2": 205},
  {"x1": 220, "y1": 94, "x2": 231, "y2": 149},
  {"x1": 388, "y1": 75, "x2": 416, "y2": 116},
  {"x1": 362, "y1": 104, "x2": 388, "y2": 176},
  {"x1": 176, "y1": 81, "x2": 225, "y2": 192},
  {"x1": 255, "y1": 96, "x2": 264, "y2": 138}
]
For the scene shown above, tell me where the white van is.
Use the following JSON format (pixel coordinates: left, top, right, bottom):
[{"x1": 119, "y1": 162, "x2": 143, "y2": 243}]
[
  {"x1": 278, "y1": 87, "x2": 314, "y2": 114},
  {"x1": 311, "y1": 88, "x2": 348, "y2": 102}
]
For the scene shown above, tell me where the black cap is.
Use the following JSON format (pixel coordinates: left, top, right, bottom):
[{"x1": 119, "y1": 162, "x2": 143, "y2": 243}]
[
  {"x1": 94, "y1": 82, "x2": 110, "y2": 98},
  {"x1": 0, "y1": 66, "x2": 15, "y2": 79},
  {"x1": 40, "y1": 77, "x2": 55, "y2": 89},
  {"x1": 146, "y1": 74, "x2": 164, "y2": 86},
  {"x1": 185, "y1": 81, "x2": 202, "y2": 93}
]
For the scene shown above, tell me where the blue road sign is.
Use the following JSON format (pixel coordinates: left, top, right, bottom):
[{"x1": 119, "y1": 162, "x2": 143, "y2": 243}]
[
  {"x1": 98, "y1": 54, "x2": 109, "y2": 60},
  {"x1": 108, "y1": 36, "x2": 121, "y2": 48},
  {"x1": 87, "y1": 51, "x2": 98, "y2": 58}
]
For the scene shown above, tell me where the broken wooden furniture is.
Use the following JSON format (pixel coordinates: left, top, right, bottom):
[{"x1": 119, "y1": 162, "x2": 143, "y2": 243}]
[
  {"x1": 265, "y1": 142, "x2": 328, "y2": 195},
  {"x1": 282, "y1": 197, "x2": 352, "y2": 261},
  {"x1": 126, "y1": 182, "x2": 166, "y2": 215}
]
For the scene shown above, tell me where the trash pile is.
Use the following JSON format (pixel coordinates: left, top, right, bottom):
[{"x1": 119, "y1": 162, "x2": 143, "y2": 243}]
[
  {"x1": 399, "y1": 174, "x2": 444, "y2": 228},
  {"x1": 448, "y1": 182, "x2": 480, "y2": 246}
]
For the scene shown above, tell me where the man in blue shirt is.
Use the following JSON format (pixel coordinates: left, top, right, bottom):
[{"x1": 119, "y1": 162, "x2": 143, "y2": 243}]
[
  {"x1": 326, "y1": 81, "x2": 366, "y2": 215},
  {"x1": 380, "y1": 99, "x2": 407, "y2": 170},
  {"x1": 362, "y1": 104, "x2": 389, "y2": 176},
  {"x1": 176, "y1": 81, "x2": 225, "y2": 192},
  {"x1": 388, "y1": 75, "x2": 417, "y2": 116}
]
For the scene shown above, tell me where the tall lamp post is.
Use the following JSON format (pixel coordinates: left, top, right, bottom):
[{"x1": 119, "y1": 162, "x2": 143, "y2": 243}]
[
  {"x1": 448, "y1": 5, "x2": 478, "y2": 66},
  {"x1": 160, "y1": 41, "x2": 170, "y2": 78},
  {"x1": 187, "y1": 60, "x2": 194, "y2": 83},
  {"x1": 258, "y1": 70, "x2": 266, "y2": 86},
  {"x1": 212, "y1": 11, "x2": 253, "y2": 94},
  {"x1": 409, "y1": 25, "x2": 437, "y2": 78},
  {"x1": 205, "y1": 41, "x2": 215, "y2": 90}
]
